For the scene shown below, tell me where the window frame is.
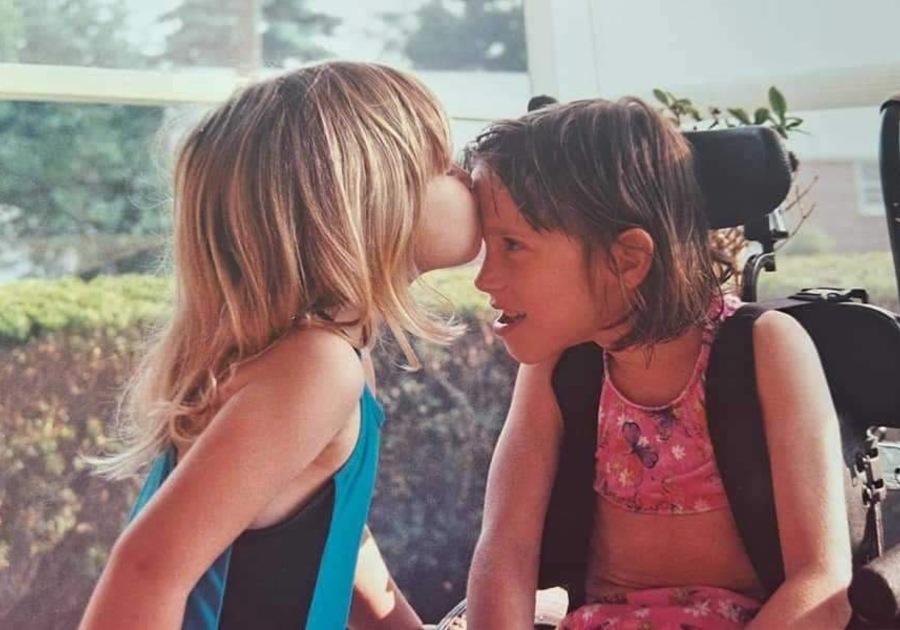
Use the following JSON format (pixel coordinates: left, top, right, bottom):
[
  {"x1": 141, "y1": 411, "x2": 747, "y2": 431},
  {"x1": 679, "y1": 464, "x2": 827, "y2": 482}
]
[{"x1": 856, "y1": 160, "x2": 886, "y2": 217}]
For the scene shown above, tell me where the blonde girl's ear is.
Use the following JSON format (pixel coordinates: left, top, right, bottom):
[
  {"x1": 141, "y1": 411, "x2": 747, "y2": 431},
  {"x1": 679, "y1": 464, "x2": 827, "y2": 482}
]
[{"x1": 609, "y1": 228, "x2": 655, "y2": 290}]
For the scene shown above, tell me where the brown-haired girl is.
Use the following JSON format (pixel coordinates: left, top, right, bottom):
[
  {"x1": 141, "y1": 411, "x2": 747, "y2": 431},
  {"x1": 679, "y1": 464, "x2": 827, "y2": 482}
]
[
  {"x1": 464, "y1": 98, "x2": 851, "y2": 629},
  {"x1": 81, "y1": 61, "x2": 480, "y2": 629}
]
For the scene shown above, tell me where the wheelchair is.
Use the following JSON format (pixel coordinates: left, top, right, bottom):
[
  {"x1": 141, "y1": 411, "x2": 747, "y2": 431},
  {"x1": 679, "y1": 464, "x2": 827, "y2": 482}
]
[{"x1": 436, "y1": 95, "x2": 900, "y2": 629}]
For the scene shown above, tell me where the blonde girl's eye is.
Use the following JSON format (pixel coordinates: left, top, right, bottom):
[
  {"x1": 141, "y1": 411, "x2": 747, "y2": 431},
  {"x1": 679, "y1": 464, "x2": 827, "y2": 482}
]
[{"x1": 447, "y1": 164, "x2": 473, "y2": 189}]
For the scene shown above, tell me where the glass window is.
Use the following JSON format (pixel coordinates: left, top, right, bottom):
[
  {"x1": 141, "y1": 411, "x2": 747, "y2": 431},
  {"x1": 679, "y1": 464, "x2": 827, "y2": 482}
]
[
  {"x1": 1, "y1": 0, "x2": 527, "y2": 74},
  {"x1": 856, "y1": 161, "x2": 885, "y2": 217},
  {"x1": 0, "y1": 100, "x2": 174, "y2": 281}
]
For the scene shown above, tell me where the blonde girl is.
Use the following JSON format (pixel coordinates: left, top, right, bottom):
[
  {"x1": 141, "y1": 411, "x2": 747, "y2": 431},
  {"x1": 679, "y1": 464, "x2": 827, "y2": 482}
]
[{"x1": 81, "y1": 61, "x2": 480, "y2": 630}]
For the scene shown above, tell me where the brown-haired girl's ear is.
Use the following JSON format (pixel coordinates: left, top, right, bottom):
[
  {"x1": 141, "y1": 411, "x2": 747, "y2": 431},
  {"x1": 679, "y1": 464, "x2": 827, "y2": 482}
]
[{"x1": 609, "y1": 228, "x2": 655, "y2": 289}]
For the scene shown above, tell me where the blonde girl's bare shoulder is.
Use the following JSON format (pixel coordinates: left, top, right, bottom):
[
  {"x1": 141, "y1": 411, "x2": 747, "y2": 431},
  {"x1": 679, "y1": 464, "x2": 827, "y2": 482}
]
[{"x1": 221, "y1": 326, "x2": 366, "y2": 417}]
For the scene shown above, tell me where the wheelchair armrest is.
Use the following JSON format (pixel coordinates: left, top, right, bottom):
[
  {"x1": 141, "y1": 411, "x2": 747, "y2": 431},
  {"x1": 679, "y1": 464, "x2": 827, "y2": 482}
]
[{"x1": 848, "y1": 543, "x2": 900, "y2": 625}]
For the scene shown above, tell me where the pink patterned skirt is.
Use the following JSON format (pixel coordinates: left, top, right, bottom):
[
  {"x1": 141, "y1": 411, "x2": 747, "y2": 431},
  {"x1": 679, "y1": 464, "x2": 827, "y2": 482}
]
[{"x1": 558, "y1": 586, "x2": 760, "y2": 630}]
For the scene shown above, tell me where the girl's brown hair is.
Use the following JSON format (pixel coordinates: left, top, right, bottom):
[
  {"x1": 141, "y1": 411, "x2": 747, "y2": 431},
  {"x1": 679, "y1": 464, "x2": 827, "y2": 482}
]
[
  {"x1": 95, "y1": 61, "x2": 458, "y2": 478},
  {"x1": 465, "y1": 97, "x2": 733, "y2": 350}
]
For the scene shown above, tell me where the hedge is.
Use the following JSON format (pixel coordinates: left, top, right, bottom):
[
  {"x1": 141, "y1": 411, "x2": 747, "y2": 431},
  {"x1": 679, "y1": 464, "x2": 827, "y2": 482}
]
[{"x1": 1, "y1": 252, "x2": 897, "y2": 344}]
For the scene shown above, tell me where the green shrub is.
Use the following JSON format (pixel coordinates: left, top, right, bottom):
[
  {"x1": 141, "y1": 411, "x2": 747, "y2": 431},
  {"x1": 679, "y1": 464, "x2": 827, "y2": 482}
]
[
  {"x1": 0, "y1": 327, "x2": 143, "y2": 628},
  {"x1": 0, "y1": 275, "x2": 170, "y2": 344}
]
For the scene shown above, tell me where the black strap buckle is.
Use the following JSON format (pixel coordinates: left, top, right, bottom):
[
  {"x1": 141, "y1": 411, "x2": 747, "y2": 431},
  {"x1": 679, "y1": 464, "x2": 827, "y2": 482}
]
[{"x1": 790, "y1": 287, "x2": 869, "y2": 304}]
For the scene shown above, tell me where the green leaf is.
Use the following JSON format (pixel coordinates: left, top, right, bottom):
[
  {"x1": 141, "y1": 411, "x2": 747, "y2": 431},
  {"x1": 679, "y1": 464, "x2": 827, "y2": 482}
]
[
  {"x1": 754, "y1": 107, "x2": 771, "y2": 125},
  {"x1": 768, "y1": 86, "x2": 788, "y2": 120},
  {"x1": 727, "y1": 108, "x2": 752, "y2": 125},
  {"x1": 653, "y1": 89, "x2": 670, "y2": 105}
]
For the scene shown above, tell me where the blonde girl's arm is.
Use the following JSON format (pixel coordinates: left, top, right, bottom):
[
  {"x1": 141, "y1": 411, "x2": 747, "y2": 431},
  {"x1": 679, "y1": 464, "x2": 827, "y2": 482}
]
[
  {"x1": 466, "y1": 357, "x2": 563, "y2": 629},
  {"x1": 347, "y1": 352, "x2": 423, "y2": 628},
  {"x1": 348, "y1": 526, "x2": 423, "y2": 629},
  {"x1": 79, "y1": 329, "x2": 364, "y2": 630},
  {"x1": 746, "y1": 311, "x2": 853, "y2": 629}
]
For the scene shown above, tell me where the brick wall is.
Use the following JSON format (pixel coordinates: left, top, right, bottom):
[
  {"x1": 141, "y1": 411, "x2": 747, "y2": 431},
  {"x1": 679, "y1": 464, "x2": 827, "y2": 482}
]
[{"x1": 793, "y1": 160, "x2": 892, "y2": 253}]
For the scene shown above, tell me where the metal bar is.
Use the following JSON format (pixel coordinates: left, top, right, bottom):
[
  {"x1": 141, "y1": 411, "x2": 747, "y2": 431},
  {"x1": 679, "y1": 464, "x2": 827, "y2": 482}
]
[
  {"x1": 0, "y1": 63, "x2": 529, "y2": 122},
  {"x1": 880, "y1": 97, "x2": 900, "y2": 304},
  {"x1": 617, "y1": 62, "x2": 900, "y2": 114}
]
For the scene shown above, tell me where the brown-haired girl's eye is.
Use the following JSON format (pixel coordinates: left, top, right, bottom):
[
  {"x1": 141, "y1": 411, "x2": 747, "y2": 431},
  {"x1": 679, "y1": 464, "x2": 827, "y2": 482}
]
[{"x1": 503, "y1": 237, "x2": 523, "y2": 252}]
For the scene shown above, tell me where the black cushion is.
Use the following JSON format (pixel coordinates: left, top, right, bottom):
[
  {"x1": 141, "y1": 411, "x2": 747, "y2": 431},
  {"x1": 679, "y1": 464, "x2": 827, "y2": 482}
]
[{"x1": 684, "y1": 126, "x2": 792, "y2": 229}]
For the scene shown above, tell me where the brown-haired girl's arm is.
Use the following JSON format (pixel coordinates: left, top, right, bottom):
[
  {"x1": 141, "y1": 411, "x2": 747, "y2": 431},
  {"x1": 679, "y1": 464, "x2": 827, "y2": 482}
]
[
  {"x1": 466, "y1": 357, "x2": 563, "y2": 629},
  {"x1": 348, "y1": 526, "x2": 423, "y2": 629},
  {"x1": 79, "y1": 328, "x2": 365, "y2": 629},
  {"x1": 745, "y1": 311, "x2": 852, "y2": 629}
]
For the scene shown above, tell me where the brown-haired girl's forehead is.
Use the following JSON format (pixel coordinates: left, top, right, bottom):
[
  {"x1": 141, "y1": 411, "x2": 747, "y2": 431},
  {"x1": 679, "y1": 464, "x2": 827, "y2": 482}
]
[{"x1": 472, "y1": 165, "x2": 536, "y2": 237}]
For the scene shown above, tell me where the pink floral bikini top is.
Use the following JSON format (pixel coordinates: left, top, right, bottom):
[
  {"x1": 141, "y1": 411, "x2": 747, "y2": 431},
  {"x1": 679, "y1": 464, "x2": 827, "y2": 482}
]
[{"x1": 594, "y1": 294, "x2": 741, "y2": 515}]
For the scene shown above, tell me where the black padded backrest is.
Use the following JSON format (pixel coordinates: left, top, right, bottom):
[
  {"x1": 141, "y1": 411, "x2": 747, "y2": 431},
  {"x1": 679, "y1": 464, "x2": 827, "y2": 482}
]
[
  {"x1": 705, "y1": 304, "x2": 784, "y2": 595},
  {"x1": 542, "y1": 343, "x2": 604, "y2": 609},
  {"x1": 683, "y1": 127, "x2": 792, "y2": 229},
  {"x1": 780, "y1": 301, "x2": 900, "y2": 433},
  {"x1": 775, "y1": 300, "x2": 900, "y2": 568}
]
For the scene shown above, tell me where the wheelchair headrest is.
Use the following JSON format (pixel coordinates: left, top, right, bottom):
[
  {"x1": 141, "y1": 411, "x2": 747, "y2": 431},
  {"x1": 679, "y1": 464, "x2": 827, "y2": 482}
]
[
  {"x1": 684, "y1": 127, "x2": 792, "y2": 229},
  {"x1": 526, "y1": 95, "x2": 793, "y2": 230}
]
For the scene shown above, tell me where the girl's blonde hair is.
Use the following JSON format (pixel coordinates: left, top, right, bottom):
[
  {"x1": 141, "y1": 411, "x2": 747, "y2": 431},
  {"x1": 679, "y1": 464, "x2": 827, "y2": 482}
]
[{"x1": 97, "y1": 61, "x2": 457, "y2": 478}]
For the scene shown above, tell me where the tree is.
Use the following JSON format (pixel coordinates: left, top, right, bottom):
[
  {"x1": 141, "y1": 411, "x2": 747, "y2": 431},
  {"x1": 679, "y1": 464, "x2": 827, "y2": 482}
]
[
  {"x1": 0, "y1": 0, "x2": 165, "y2": 272},
  {"x1": 12, "y1": 0, "x2": 145, "y2": 69},
  {"x1": 0, "y1": 0, "x2": 23, "y2": 61},
  {"x1": 0, "y1": 101, "x2": 165, "y2": 238},
  {"x1": 382, "y1": 0, "x2": 527, "y2": 72},
  {"x1": 157, "y1": 0, "x2": 338, "y2": 70},
  {"x1": 262, "y1": 0, "x2": 339, "y2": 66}
]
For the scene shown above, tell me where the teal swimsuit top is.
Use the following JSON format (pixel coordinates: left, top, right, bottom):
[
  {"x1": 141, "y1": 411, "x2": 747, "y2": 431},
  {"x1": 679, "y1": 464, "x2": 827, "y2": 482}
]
[{"x1": 127, "y1": 384, "x2": 385, "y2": 629}]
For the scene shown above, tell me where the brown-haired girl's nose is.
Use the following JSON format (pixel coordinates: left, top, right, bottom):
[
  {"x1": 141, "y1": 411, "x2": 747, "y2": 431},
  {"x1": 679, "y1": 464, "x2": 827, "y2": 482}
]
[{"x1": 473, "y1": 252, "x2": 501, "y2": 295}]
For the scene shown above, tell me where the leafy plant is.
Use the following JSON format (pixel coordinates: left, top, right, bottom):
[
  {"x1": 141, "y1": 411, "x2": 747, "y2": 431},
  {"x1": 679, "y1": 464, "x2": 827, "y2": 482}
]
[
  {"x1": 652, "y1": 86, "x2": 818, "y2": 272},
  {"x1": 652, "y1": 86, "x2": 804, "y2": 140}
]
